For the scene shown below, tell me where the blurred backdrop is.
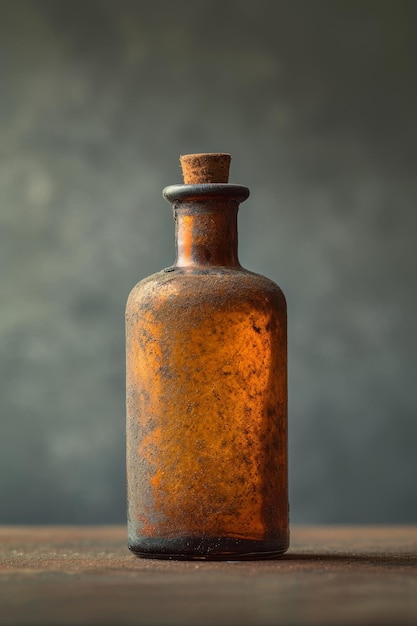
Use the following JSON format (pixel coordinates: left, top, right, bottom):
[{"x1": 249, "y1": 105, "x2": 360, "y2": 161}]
[{"x1": 1, "y1": 0, "x2": 416, "y2": 524}]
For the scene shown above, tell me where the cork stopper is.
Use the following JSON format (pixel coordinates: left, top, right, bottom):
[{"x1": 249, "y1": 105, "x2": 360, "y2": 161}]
[{"x1": 180, "y1": 153, "x2": 231, "y2": 184}]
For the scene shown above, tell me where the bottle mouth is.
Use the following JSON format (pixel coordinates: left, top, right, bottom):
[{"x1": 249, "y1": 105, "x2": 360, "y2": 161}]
[{"x1": 163, "y1": 183, "x2": 250, "y2": 204}]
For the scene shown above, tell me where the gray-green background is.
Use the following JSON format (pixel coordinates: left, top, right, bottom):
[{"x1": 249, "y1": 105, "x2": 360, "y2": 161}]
[{"x1": 1, "y1": 0, "x2": 416, "y2": 524}]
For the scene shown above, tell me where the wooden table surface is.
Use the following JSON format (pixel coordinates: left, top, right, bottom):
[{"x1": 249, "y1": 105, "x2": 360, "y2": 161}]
[{"x1": 0, "y1": 526, "x2": 416, "y2": 625}]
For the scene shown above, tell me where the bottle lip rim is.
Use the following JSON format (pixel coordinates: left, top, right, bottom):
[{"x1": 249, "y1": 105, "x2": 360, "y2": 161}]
[{"x1": 163, "y1": 183, "x2": 250, "y2": 204}]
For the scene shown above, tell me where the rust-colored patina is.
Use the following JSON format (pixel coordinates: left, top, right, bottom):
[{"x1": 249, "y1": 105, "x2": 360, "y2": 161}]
[{"x1": 125, "y1": 154, "x2": 288, "y2": 559}]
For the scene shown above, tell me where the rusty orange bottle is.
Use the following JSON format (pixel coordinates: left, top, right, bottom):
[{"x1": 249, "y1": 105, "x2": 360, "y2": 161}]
[{"x1": 126, "y1": 153, "x2": 288, "y2": 559}]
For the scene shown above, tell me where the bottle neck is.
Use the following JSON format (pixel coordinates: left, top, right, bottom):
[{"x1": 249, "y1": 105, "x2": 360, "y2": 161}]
[
  {"x1": 174, "y1": 201, "x2": 240, "y2": 268},
  {"x1": 163, "y1": 183, "x2": 250, "y2": 270}
]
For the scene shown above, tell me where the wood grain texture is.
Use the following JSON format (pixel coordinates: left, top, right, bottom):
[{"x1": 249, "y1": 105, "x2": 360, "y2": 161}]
[{"x1": 0, "y1": 526, "x2": 416, "y2": 625}]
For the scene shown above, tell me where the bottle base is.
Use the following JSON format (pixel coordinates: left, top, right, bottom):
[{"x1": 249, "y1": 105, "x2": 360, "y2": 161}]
[{"x1": 128, "y1": 534, "x2": 289, "y2": 561}]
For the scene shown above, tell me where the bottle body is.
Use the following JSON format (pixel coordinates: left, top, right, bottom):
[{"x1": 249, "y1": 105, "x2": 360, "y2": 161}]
[{"x1": 126, "y1": 182, "x2": 288, "y2": 559}]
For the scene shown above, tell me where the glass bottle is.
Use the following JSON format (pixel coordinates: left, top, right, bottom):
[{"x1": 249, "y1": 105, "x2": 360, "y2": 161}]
[{"x1": 126, "y1": 153, "x2": 288, "y2": 559}]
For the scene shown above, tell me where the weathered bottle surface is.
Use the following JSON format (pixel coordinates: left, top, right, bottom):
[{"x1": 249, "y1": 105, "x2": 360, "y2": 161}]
[{"x1": 126, "y1": 153, "x2": 288, "y2": 559}]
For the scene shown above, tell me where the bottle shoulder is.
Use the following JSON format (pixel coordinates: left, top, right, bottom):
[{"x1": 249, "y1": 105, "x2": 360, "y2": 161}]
[{"x1": 126, "y1": 266, "x2": 286, "y2": 315}]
